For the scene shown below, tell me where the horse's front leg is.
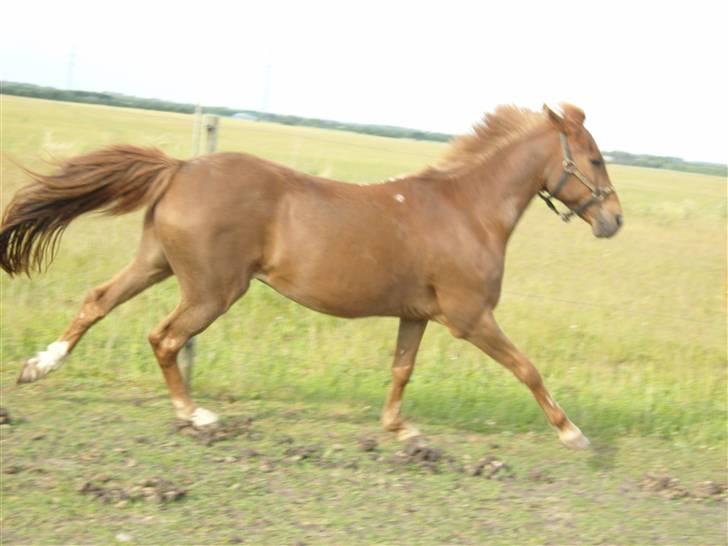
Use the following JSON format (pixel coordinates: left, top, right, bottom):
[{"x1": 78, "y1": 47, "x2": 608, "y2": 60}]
[
  {"x1": 381, "y1": 318, "x2": 427, "y2": 440},
  {"x1": 463, "y1": 311, "x2": 589, "y2": 449}
]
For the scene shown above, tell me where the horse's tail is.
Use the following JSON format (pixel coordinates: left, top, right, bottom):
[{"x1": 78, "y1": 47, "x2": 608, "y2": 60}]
[{"x1": 0, "y1": 145, "x2": 184, "y2": 276}]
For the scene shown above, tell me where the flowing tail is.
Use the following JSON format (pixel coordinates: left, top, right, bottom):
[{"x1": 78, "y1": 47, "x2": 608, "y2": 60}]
[{"x1": 0, "y1": 145, "x2": 183, "y2": 276}]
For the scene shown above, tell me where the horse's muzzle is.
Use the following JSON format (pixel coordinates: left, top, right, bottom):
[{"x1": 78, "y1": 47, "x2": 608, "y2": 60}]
[{"x1": 592, "y1": 211, "x2": 623, "y2": 238}]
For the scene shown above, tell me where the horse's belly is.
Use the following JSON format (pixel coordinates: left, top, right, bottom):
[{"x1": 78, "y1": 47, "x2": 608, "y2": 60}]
[{"x1": 256, "y1": 269, "x2": 432, "y2": 319}]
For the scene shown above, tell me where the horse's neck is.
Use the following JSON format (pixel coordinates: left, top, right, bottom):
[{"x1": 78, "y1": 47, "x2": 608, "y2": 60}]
[{"x1": 453, "y1": 132, "x2": 552, "y2": 240}]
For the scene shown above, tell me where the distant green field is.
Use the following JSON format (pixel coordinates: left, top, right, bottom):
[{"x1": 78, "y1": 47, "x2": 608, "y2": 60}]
[
  {"x1": 1, "y1": 95, "x2": 726, "y2": 546},
  {"x1": 1, "y1": 94, "x2": 725, "y2": 442}
]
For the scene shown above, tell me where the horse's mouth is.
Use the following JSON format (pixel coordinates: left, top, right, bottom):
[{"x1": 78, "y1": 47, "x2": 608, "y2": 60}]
[{"x1": 592, "y1": 213, "x2": 623, "y2": 238}]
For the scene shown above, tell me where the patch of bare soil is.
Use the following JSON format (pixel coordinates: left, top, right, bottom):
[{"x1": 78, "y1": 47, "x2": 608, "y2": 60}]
[
  {"x1": 356, "y1": 435, "x2": 378, "y2": 452},
  {"x1": 173, "y1": 416, "x2": 254, "y2": 446},
  {"x1": 78, "y1": 476, "x2": 187, "y2": 506},
  {"x1": 0, "y1": 407, "x2": 11, "y2": 425},
  {"x1": 391, "y1": 439, "x2": 445, "y2": 473},
  {"x1": 388, "y1": 439, "x2": 514, "y2": 479},
  {"x1": 464, "y1": 455, "x2": 515, "y2": 480},
  {"x1": 284, "y1": 444, "x2": 323, "y2": 462},
  {"x1": 639, "y1": 473, "x2": 726, "y2": 501}
]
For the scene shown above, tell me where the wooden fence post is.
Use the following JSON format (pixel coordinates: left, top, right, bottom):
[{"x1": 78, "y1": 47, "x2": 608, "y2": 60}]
[
  {"x1": 205, "y1": 115, "x2": 219, "y2": 153},
  {"x1": 182, "y1": 110, "x2": 218, "y2": 390}
]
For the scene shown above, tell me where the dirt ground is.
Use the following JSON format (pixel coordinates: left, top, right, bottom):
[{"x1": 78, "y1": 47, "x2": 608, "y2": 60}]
[{"x1": 1, "y1": 380, "x2": 726, "y2": 545}]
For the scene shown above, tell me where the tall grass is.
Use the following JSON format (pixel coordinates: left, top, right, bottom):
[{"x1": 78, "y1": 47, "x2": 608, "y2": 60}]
[{"x1": 1, "y1": 95, "x2": 725, "y2": 443}]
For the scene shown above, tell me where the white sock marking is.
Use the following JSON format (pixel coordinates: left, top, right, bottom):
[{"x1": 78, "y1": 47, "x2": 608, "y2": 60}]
[{"x1": 34, "y1": 341, "x2": 69, "y2": 373}]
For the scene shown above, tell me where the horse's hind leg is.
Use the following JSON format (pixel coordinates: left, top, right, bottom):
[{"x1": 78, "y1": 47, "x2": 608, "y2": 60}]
[
  {"x1": 147, "y1": 276, "x2": 251, "y2": 427},
  {"x1": 17, "y1": 222, "x2": 171, "y2": 383}
]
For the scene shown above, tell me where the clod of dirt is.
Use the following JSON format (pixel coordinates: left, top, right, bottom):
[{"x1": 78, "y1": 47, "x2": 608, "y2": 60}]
[
  {"x1": 0, "y1": 408, "x2": 11, "y2": 425},
  {"x1": 467, "y1": 455, "x2": 515, "y2": 480},
  {"x1": 528, "y1": 469, "x2": 555, "y2": 483},
  {"x1": 692, "y1": 481, "x2": 725, "y2": 498},
  {"x1": 640, "y1": 473, "x2": 689, "y2": 499},
  {"x1": 78, "y1": 481, "x2": 130, "y2": 504},
  {"x1": 391, "y1": 440, "x2": 445, "y2": 473},
  {"x1": 79, "y1": 477, "x2": 187, "y2": 505},
  {"x1": 405, "y1": 441, "x2": 442, "y2": 462},
  {"x1": 284, "y1": 444, "x2": 322, "y2": 462},
  {"x1": 173, "y1": 416, "x2": 253, "y2": 446},
  {"x1": 259, "y1": 459, "x2": 275, "y2": 473},
  {"x1": 357, "y1": 435, "x2": 378, "y2": 452}
]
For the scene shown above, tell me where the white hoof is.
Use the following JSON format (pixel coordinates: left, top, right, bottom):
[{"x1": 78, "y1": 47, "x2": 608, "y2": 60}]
[
  {"x1": 559, "y1": 424, "x2": 591, "y2": 450},
  {"x1": 397, "y1": 425, "x2": 422, "y2": 441},
  {"x1": 17, "y1": 341, "x2": 69, "y2": 384},
  {"x1": 191, "y1": 407, "x2": 219, "y2": 427}
]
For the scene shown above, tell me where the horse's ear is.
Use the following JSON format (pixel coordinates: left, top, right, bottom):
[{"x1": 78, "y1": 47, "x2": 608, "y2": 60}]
[
  {"x1": 543, "y1": 103, "x2": 565, "y2": 130},
  {"x1": 560, "y1": 103, "x2": 586, "y2": 126}
]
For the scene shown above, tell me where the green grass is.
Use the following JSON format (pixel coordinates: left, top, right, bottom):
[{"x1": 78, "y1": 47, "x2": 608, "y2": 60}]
[
  {"x1": 1, "y1": 95, "x2": 726, "y2": 545},
  {"x1": 2, "y1": 387, "x2": 726, "y2": 545}
]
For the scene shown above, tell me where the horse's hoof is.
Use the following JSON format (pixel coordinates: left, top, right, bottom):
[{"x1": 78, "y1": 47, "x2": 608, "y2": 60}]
[
  {"x1": 16, "y1": 342, "x2": 69, "y2": 384},
  {"x1": 559, "y1": 424, "x2": 591, "y2": 450},
  {"x1": 396, "y1": 425, "x2": 422, "y2": 441},
  {"x1": 17, "y1": 359, "x2": 42, "y2": 384},
  {"x1": 190, "y1": 407, "x2": 219, "y2": 428}
]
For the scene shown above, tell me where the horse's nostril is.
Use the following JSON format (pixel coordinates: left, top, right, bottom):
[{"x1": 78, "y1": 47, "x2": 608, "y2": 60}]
[{"x1": 615, "y1": 214, "x2": 623, "y2": 227}]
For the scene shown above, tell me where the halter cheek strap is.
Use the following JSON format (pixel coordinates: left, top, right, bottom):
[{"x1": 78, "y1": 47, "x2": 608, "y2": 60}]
[{"x1": 538, "y1": 133, "x2": 615, "y2": 222}]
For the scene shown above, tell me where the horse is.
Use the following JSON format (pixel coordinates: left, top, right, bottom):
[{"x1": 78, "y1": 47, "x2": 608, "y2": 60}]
[{"x1": 0, "y1": 103, "x2": 622, "y2": 449}]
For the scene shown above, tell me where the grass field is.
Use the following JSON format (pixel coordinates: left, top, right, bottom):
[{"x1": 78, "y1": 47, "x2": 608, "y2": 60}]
[{"x1": 1, "y1": 95, "x2": 726, "y2": 544}]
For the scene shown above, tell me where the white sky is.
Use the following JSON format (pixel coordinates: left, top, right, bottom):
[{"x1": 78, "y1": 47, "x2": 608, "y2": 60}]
[{"x1": 1, "y1": 0, "x2": 726, "y2": 163}]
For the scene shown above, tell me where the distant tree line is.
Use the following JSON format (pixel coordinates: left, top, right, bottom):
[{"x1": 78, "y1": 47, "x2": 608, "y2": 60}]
[
  {"x1": 0, "y1": 81, "x2": 451, "y2": 142},
  {"x1": 2, "y1": 81, "x2": 725, "y2": 177},
  {"x1": 602, "y1": 150, "x2": 726, "y2": 177}
]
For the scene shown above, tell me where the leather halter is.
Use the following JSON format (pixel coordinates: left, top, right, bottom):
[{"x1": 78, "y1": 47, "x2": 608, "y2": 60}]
[{"x1": 538, "y1": 133, "x2": 615, "y2": 222}]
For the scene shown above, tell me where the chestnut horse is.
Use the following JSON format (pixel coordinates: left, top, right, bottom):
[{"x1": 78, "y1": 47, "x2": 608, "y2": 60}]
[{"x1": 0, "y1": 104, "x2": 622, "y2": 448}]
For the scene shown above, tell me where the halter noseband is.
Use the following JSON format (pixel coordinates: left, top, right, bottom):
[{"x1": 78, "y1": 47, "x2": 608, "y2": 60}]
[{"x1": 538, "y1": 133, "x2": 615, "y2": 222}]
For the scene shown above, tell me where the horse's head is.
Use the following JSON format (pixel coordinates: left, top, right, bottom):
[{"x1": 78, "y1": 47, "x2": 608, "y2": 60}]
[{"x1": 541, "y1": 104, "x2": 623, "y2": 238}]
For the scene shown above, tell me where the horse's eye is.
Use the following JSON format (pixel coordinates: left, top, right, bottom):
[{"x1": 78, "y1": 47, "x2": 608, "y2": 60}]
[{"x1": 590, "y1": 158, "x2": 603, "y2": 167}]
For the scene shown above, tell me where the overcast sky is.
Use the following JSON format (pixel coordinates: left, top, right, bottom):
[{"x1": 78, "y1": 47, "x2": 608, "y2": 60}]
[{"x1": 2, "y1": 0, "x2": 726, "y2": 163}]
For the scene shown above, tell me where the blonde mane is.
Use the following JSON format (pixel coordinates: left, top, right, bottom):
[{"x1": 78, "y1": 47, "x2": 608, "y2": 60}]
[{"x1": 436, "y1": 106, "x2": 546, "y2": 170}]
